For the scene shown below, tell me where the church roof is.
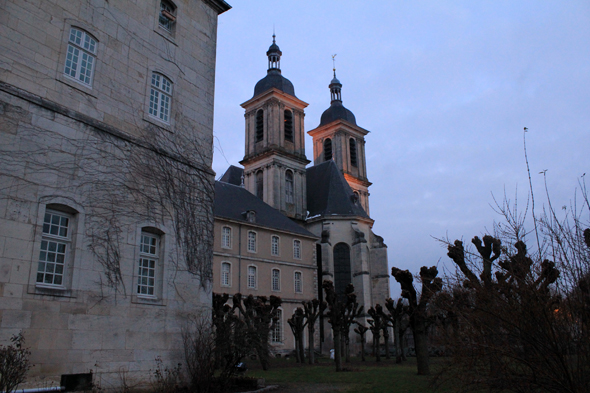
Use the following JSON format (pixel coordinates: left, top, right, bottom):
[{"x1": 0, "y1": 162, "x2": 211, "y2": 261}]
[
  {"x1": 254, "y1": 69, "x2": 296, "y2": 97},
  {"x1": 219, "y1": 165, "x2": 243, "y2": 186},
  {"x1": 214, "y1": 181, "x2": 316, "y2": 238},
  {"x1": 306, "y1": 160, "x2": 369, "y2": 219},
  {"x1": 319, "y1": 101, "x2": 356, "y2": 126}
]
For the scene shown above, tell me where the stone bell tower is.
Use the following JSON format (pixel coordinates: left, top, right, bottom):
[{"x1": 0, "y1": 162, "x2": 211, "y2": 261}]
[
  {"x1": 240, "y1": 36, "x2": 310, "y2": 221},
  {"x1": 307, "y1": 70, "x2": 372, "y2": 215}
]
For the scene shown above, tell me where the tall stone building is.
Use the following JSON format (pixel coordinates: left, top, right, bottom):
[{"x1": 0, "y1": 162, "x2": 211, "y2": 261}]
[
  {"x1": 215, "y1": 37, "x2": 389, "y2": 351},
  {"x1": 0, "y1": 0, "x2": 230, "y2": 388}
]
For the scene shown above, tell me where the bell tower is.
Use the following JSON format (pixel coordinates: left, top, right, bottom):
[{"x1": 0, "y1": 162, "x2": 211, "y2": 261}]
[
  {"x1": 307, "y1": 69, "x2": 372, "y2": 215},
  {"x1": 240, "y1": 36, "x2": 310, "y2": 220}
]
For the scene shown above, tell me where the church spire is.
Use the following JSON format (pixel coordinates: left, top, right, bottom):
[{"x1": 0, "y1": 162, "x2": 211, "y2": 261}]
[
  {"x1": 330, "y1": 54, "x2": 342, "y2": 103},
  {"x1": 267, "y1": 34, "x2": 282, "y2": 72}
]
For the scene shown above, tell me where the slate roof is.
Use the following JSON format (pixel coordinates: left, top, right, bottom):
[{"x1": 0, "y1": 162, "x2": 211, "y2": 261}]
[
  {"x1": 219, "y1": 165, "x2": 244, "y2": 186},
  {"x1": 254, "y1": 69, "x2": 296, "y2": 97},
  {"x1": 306, "y1": 160, "x2": 370, "y2": 219},
  {"x1": 319, "y1": 101, "x2": 356, "y2": 126},
  {"x1": 214, "y1": 181, "x2": 316, "y2": 238}
]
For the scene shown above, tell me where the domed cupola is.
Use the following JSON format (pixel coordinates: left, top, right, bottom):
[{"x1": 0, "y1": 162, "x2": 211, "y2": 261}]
[
  {"x1": 319, "y1": 70, "x2": 356, "y2": 126},
  {"x1": 253, "y1": 35, "x2": 296, "y2": 97}
]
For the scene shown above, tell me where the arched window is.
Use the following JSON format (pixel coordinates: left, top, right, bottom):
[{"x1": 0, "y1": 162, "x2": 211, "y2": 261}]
[
  {"x1": 64, "y1": 27, "x2": 97, "y2": 87},
  {"x1": 272, "y1": 268, "x2": 281, "y2": 291},
  {"x1": 221, "y1": 226, "x2": 231, "y2": 248},
  {"x1": 138, "y1": 231, "x2": 160, "y2": 297},
  {"x1": 333, "y1": 243, "x2": 351, "y2": 296},
  {"x1": 37, "y1": 208, "x2": 75, "y2": 286},
  {"x1": 293, "y1": 239, "x2": 301, "y2": 259},
  {"x1": 324, "y1": 138, "x2": 332, "y2": 161},
  {"x1": 285, "y1": 170, "x2": 294, "y2": 204},
  {"x1": 247, "y1": 231, "x2": 257, "y2": 253},
  {"x1": 349, "y1": 138, "x2": 358, "y2": 167},
  {"x1": 255, "y1": 109, "x2": 264, "y2": 142},
  {"x1": 271, "y1": 235, "x2": 280, "y2": 256},
  {"x1": 149, "y1": 72, "x2": 173, "y2": 123},
  {"x1": 221, "y1": 262, "x2": 231, "y2": 287},
  {"x1": 256, "y1": 170, "x2": 264, "y2": 199},
  {"x1": 284, "y1": 110, "x2": 293, "y2": 142},
  {"x1": 247, "y1": 265, "x2": 257, "y2": 289},
  {"x1": 159, "y1": 0, "x2": 177, "y2": 32},
  {"x1": 272, "y1": 309, "x2": 283, "y2": 343},
  {"x1": 294, "y1": 271, "x2": 302, "y2": 293}
]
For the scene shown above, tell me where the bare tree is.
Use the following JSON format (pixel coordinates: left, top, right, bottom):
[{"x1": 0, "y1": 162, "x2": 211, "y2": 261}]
[
  {"x1": 302, "y1": 299, "x2": 326, "y2": 365},
  {"x1": 287, "y1": 308, "x2": 307, "y2": 363},
  {"x1": 353, "y1": 323, "x2": 369, "y2": 361},
  {"x1": 391, "y1": 266, "x2": 443, "y2": 375},
  {"x1": 0, "y1": 333, "x2": 31, "y2": 393}
]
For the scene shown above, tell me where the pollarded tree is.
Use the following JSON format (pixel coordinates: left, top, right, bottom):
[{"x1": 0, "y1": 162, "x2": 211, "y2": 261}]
[
  {"x1": 367, "y1": 305, "x2": 387, "y2": 362},
  {"x1": 322, "y1": 280, "x2": 357, "y2": 371},
  {"x1": 391, "y1": 266, "x2": 443, "y2": 375},
  {"x1": 287, "y1": 308, "x2": 307, "y2": 363},
  {"x1": 353, "y1": 323, "x2": 369, "y2": 361},
  {"x1": 302, "y1": 299, "x2": 326, "y2": 364},
  {"x1": 384, "y1": 298, "x2": 407, "y2": 364}
]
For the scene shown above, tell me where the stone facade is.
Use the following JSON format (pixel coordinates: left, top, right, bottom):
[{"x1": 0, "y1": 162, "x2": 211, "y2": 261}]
[{"x1": 0, "y1": 0, "x2": 229, "y2": 388}]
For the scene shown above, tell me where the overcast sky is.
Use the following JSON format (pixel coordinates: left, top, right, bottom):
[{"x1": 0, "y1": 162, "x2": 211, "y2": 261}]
[{"x1": 212, "y1": 1, "x2": 590, "y2": 297}]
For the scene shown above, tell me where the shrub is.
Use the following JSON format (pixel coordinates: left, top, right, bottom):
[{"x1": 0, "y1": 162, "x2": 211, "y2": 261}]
[{"x1": 0, "y1": 332, "x2": 31, "y2": 393}]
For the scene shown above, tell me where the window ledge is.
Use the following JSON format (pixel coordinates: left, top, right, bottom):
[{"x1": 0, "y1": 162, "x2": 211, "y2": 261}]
[
  {"x1": 143, "y1": 115, "x2": 173, "y2": 133},
  {"x1": 154, "y1": 28, "x2": 178, "y2": 46},
  {"x1": 132, "y1": 295, "x2": 166, "y2": 306},
  {"x1": 57, "y1": 74, "x2": 98, "y2": 98},
  {"x1": 29, "y1": 284, "x2": 77, "y2": 298}
]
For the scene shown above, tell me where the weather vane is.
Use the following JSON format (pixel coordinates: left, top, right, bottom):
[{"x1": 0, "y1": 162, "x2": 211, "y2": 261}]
[{"x1": 332, "y1": 54, "x2": 337, "y2": 77}]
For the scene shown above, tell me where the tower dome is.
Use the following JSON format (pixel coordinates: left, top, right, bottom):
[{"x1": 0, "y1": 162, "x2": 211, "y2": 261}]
[
  {"x1": 319, "y1": 70, "x2": 356, "y2": 126},
  {"x1": 253, "y1": 35, "x2": 296, "y2": 97}
]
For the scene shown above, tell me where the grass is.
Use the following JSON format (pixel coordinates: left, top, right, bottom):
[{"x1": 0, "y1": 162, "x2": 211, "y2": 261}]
[{"x1": 246, "y1": 356, "x2": 451, "y2": 393}]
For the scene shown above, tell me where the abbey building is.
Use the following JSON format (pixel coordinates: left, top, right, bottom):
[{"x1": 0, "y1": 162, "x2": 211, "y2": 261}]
[{"x1": 212, "y1": 37, "x2": 390, "y2": 352}]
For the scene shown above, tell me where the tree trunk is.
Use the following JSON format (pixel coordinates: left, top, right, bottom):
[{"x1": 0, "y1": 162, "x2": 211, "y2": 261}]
[
  {"x1": 345, "y1": 336, "x2": 350, "y2": 363},
  {"x1": 394, "y1": 322, "x2": 402, "y2": 363},
  {"x1": 307, "y1": 324, "x2": 315, "y2": 364},
  {"x1": 334, "y1": 330, "x2": 342, "y2": 371},
  {"x1": 375, "y1": 333, "x2": 381, "y2": 362},
  {"x1": 384, "y1": 329, "x2": 390, "y2": 360},
  {"x1": 360, "y1": 338, "x2": 366, "y2": 361},
  {"x1": 298, "y1": 332, "x2": 305, "y2": 364},
  {"x1": 413, "y1": 320, "x2": 430, "y2": 375}
]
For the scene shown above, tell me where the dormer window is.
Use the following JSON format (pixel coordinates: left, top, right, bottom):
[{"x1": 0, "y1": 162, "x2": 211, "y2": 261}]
[
  {"x1": 246, "y1": 210, "x2": 256, "y2": 223},
  {"x1": 159, "y1": 1, "x2": 176, "y2": 32}
]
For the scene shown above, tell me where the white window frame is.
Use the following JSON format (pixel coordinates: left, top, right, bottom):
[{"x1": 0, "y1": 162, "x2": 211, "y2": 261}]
[
  {"x1": 247, "y1": 265, "x2": 257, "y2": 289},
  {"x1": 272, "y1": 268, "x2": 281, "y2": 292},
  {"x1": 137, "y1": 232, "x2": 159, "y2": 297},
  {"x1": 221, "y1": 226, "x2": 232, "y2": 249},
  {"x1": 63, "y1": 27, "x2": 97, "y2": 87},
  {"x1": 149, "y1": 72, "x2": 173, "y2": 123},
  {"x1": 247, "y1": 231, "x2": 257, "y2": 253},
  {"x1": 221, "y1": 261, "x2": 231, "y2": 287},
  {"x1": 293, "y1": 239, "x2": 301, "y2": 260},
  {"x1": 271, "y1": 308, "x2": 283, "y2": 343},
  {"x1": 271, "y1": 235, "x2": 280, "y2": 256},
  {"x1": 294, "y1": 271, "x2": 303, "y2": 294},
  {"x1": 36, "y1": 209, "x2": 72, "y2": 287}
]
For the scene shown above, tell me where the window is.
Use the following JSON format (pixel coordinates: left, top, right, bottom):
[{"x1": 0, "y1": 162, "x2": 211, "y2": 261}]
[
  {"x1": 138, "y1": 232, "x2": 159, "y2": 296},
  {"x1": 294, "y1": 271, "x2": 302, "y2": 293},
  {"x1": 256, "y1": 170, "x2": 264, "y2": 199},
  {"x1": 149, "y1": 72, "x2": 173, "y2": 123},
  {"x1": 272, "y1": 269, "x2": 281, "y2": 291},
  {"x1": 271, "y1": 235, "x2": 279, "y2": 256},
  {"x1": 350, "y1": 138, "x2": 358, "y2": 167},
  {"x1": 221, "y1": 226, "x2": 231, "y2": 249},
  {"x1": 247, "y1": 265, "x2": 257, "y2": 289},
  {"x1": 272, "y1": 309, "x2": 283, "y2": 343},
  {"x1": 37, "y1": 210, "x2": 72, "y2": 286},
  {"x1": 221, "y1": 262, "x2": 231, "y2": 287},
  {"x1": 255, "y1": 109, "x2": 264, "y2": 142},
  {"x1": 284, "y1": 110, "x2": 293, "y2": 142},
  {"x1": 63, "y1": 27, "x2": 97, "y2": 87},
  {"x1": 324, "y1": 138, "x2": 332, "y2": 161},
  {"x1": 159, "y1": 1, "x2": 177, "y2": 32},
  {"x1": 247, "y1": 231, "x2": 257, "y2": 253},
  {"x1": 285, "y1": 170, "x2": 294, "y2": 204},
  {"x1": 293, "y1": 239, "x2": 301, "y2": 259}
]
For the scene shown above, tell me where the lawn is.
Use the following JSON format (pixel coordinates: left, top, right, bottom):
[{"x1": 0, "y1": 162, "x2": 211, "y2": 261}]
[{"x1": 246, "y1": 357, "x2": 449, "y2": 393}]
